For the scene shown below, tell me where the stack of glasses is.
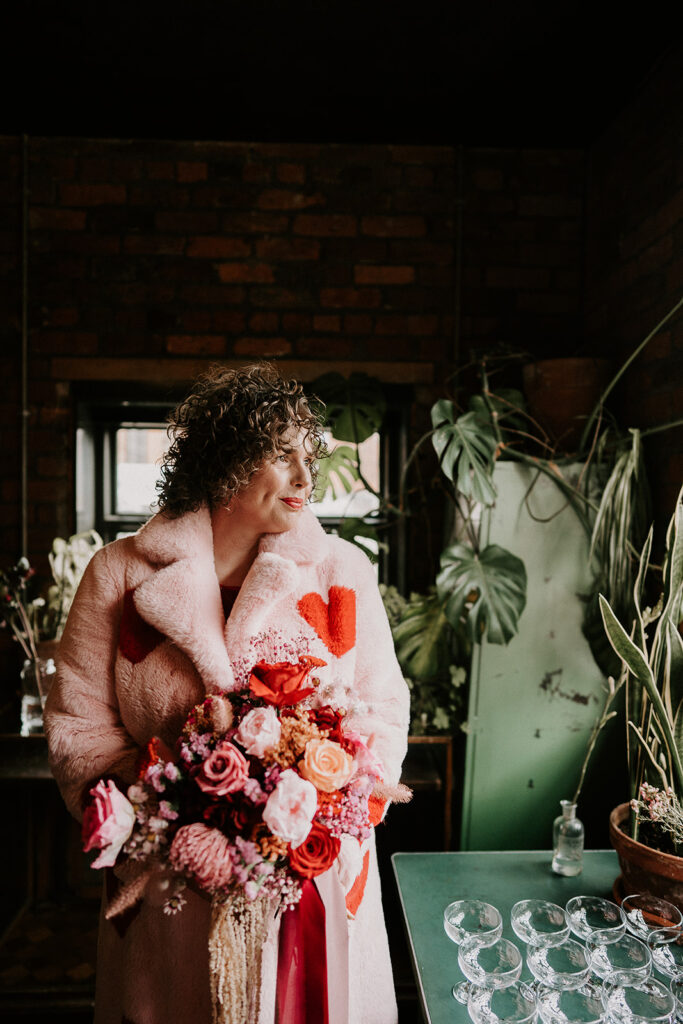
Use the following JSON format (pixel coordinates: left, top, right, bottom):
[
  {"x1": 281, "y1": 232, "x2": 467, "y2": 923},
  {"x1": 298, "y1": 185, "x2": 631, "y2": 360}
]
[{"x1": 443, "y1": 893, "x2": 683, "y2": 1024}]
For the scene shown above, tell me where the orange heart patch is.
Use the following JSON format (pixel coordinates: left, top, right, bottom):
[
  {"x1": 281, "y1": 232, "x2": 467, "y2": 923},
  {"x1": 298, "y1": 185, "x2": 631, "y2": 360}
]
[{"x1": 297, "y1": 587, "x2": 356, "y2": 657}]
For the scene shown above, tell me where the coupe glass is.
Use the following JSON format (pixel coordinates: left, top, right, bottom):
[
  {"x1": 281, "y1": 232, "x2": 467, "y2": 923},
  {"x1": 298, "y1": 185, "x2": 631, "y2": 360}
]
[
  {"x1": 669, "y1": 977, "x2": 683, "y2": 1021},
  {"x1": 444, "y1": 899, "x2": 503, "y2": 946},
  {"x1": 601, "y1": 978, "x2": 676, "y2": 1024},
  {"x1": 527, "y1": 939, "x2": 592, "y2": 991},
  {"x1": 511, "y1": 899, "x2": 571, "y2": 948},
  {"x1": 468, "y1": 981, "x2": 537, "y2": 1024},
  {"x1": 648, "y1": 930, "x2": 683, "y2": 980},
  {"x1": 455, "y1": 936, "x2": 523, "y2": 1003},
  {"x1": 566, "y1": 895, "x2": 626, "y2": 943},
  {"x1": 622, "y1": 896, "x2": 683, "y2": 942},
  {"x1": 587, "y1": 933, "x2": 652, "y2": 985},
  {"x1": 536, "y1": 982, "x2": 604, "y2": 1024}
]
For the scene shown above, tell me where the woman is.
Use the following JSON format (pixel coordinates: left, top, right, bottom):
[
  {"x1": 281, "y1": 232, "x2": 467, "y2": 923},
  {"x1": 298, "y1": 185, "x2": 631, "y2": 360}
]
[{"x1": 45, "y1": 363, "x2": 410, "y2": 1024}]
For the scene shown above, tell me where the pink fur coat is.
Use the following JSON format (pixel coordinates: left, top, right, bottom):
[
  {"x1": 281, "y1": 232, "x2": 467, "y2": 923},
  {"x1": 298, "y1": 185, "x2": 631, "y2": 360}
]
[{"x1": 45, "y1": 506, "x2": 410, "y2": 1024}]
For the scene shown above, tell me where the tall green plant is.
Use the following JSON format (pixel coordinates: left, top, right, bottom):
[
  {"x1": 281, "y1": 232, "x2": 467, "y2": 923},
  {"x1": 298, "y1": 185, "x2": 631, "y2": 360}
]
[{"x1": 599, "y1": 484, "x2": 683, "y2": 838}]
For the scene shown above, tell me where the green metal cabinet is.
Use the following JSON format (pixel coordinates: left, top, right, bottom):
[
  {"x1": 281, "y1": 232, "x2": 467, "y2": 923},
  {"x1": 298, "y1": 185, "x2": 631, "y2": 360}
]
[{"x1": 460, "y1": 462, "x2": 608, "y2": 851}]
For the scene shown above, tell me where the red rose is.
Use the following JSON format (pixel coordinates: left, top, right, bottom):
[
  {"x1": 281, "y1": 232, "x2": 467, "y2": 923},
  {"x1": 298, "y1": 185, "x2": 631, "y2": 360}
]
[
  {"x1": 307, "y1": 704, "x2": 344, "y2": 742},
  {"x1": 195, "y1": 740, "x2": 249, "y2": 796},
  {"x1": 248, "y1": 656, "x2": 327, "y2": 708},
  {"x1": 288, "y1": 821, "x2": 341, "y2": 879}
]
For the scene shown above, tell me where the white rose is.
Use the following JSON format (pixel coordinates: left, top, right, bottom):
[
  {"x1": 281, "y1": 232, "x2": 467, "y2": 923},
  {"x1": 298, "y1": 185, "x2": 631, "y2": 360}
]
[
  {"x1": 262, "y1": 769, "x2": 317, "y2": 848},
  {"x1": 235, "y1": 706, "x2": 282, "y2": 757}
]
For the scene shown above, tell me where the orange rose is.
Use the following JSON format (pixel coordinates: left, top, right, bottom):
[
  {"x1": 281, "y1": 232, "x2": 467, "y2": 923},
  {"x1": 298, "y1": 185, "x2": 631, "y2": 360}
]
[
  {"x1": 299, "y1": 738, "x2": 354, "y2": 793},
  {"x1": 248, "y1": 656, "x2": 326, "y2": 708},
  {"x1": 288, "y1": 821, "x2": 341, "y2": 879}
]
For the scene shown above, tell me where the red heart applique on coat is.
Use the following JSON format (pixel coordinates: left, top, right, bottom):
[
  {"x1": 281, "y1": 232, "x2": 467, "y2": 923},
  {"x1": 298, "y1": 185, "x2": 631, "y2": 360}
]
[{"x1": 297, "y1": 587, "x2": 356, "y2": 657}]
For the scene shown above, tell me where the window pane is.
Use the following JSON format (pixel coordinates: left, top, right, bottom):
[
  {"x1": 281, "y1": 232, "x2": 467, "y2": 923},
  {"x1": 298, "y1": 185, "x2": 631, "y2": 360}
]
[
  {"x1": 312, "y1": 432, "x2": 381, "y2": 518},
  {"x1": 115, "y1": 428, "x2": 169, "y2": 514}
]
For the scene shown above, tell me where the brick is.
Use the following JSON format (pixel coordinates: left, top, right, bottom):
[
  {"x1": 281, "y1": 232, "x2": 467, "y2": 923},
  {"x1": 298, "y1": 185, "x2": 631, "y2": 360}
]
[
  {"x1": 418, "y1": 265, "x2": 453, "y2": 286},
  {"x1": 516, "y1": 292, "x2": 576, "y2": 314},
  {"x1": 42, "y1": 308, "x2": 79, "y2": 327},
  {"x1": 222, "y1": 212, "x2": 289, "y2": 234},
  {"x1": 81, "y1": 158, "x2": 110, "y2": 180},
  {"x1": 60, "y1": 184, "x2": 126, "y2": 205},
  {"x1": 156, "y1": 211, "x2": 219, "y2": 232},
  {"x1": 374, "y1": 314, "x2": 439, "y2": 335},
  {"x1": 472, "y1": 168, "x2": 505, "y2": 191},
  {"x1": 313, "y1": 315, "x2": 341, "y2": 332},
  {"x1": 390, "y1": 241, "x2": 453, "y2": 264},
  {"x1": 257, "y1": 189, "x2": 325, "y2": 210},
  {"x1": 404, "y1": 166, "x2": 435, "y2": 187},
  {"x1": 111, "y1": 159, "x2": 145, "y2": 181},
  {"x1": 233, "y1": 337, "x2": 292, "y2": 357},
  {"x1": 148, "y1": 162, "x2": 175, "y2": 180},
  {"x1": 295, "y1": 336, "x2": 353, "y2": 358},
  {"x1": 354, "y1": 265, "x2": 415, "y2": 284},
  {"x1": 37, "y1": 455, "x2": 66, "y2": 477},
  {"x1": 166, "y1": 335, "x2": 226, "y2": 355},
  {"x1": 31, "y1": 331, "x2": 99, "y2": 355},
  {"x1": 29, "y1": 208, "x2": 86, "y2": 230},
  {"x1": 361, "y1": 215, "x2": 427, "y2": 237},
  {"x1": 277, "y1": 163, "x2": 306, "y2": 184},
  {"x1": 217, "y1": 263, "x2": 275, "y2": 283},
  {"x1": 129, "y1": 185, "x2": 191, "y2": 208},
  {"x1": 180, "y1": 285, "x2": 245, "y2": 305},
  {"x1": 123, "y1": 236, "x2": 186, "y2": 255},
  {"x1": 293, "y1": 214, "x2": 357, "y2": 237},
  {"x1": 356, "y1": 336, "x2": 414, "y2": 360},
  {"x1": 187, "y1": 236, "x2": 251, "y2": 258},
  {"x1": 212, "y1": 311, "x2": 247, "y2": 333},
  {"x1": 251, "y1": 288, "x2": 313, "y2": 308},
  {"x1": 242, "y1": 163, "x2": 272, "y2": 183},
  {"x1": 320, "y1": 288, "x2": 381, "y2": 308},
  {"x1": 249, "y1": 313, "x2": 279, "y2": 332},
  {"x1": 177, "y1": 162, "x2": 207, "y2": 182},
  {"x1": 255, "y1": 238, "x2": 320, "y2": 261},
  {"x1": 55, "y1": 233, "x2": 121, "y2": 255},
  {"x1": 344, "y1": 314, "x2": 373, "y2": 334},
  {"x1": 174, "y1": 311, "x2": 212, "y2": 331},
  {"x1": 282, "y1": 314, "x2": 312, "y2": 332}
]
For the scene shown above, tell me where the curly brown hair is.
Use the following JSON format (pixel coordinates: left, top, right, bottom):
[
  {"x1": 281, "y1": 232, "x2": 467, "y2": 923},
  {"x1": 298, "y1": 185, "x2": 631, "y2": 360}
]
[{"x1": 156, "y1": 363, "x2": 327, "y2": 517}]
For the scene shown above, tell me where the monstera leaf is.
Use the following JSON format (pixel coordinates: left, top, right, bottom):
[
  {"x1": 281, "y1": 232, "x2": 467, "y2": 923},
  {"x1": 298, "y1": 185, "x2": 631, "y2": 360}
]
[
  {"x1": 436, "y1": 542, "x2": 527, "y2": 645},
  {"x1": 314, "y1": 444, "x2": 359, "y2": 500},
  {"x1": 312, "y1": 371, "x2": 386, "y2": 443},
  {"x1": 431, "y1": 400, "x2": 498, "y2": 506},
  {"x1": 392, "y1": 590, "x2": 454, "y2": 681},
  {"x1": 336, "y1": 518, "x2": 386, "y2": 563}
]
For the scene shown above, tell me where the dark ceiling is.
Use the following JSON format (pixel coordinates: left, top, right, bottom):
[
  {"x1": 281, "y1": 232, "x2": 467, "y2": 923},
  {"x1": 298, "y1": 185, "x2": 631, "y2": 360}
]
[{"x1": 9, "y1": 1, "x2": 682, "y2": 147}]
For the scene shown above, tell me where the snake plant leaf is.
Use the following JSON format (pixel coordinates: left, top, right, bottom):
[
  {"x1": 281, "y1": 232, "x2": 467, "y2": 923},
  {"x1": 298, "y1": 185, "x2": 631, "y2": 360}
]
[
  {"x1": 392, "y1": 591, "x2": 453, "y2": 681},
  {"x1": 431, "y1": 401, "x2": 498, "y2": 506},
  {"x1": 436, "y1": 542, "x2": 527, "y2": 645},
  {"x1": 314, "y1": 444, "x2": 359, "y2": 500},
  {"x1": 662, "y1": 484, "x2": 683, "y2": 626},
  {"x1": 311, "y1": 371, "x2": 386, "y2": 443}
]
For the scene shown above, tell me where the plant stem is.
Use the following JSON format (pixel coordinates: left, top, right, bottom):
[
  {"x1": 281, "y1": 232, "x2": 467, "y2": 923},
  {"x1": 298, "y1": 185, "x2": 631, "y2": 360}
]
[{"x1": 579, "y1": 293, "x2": 683, "y2": 454}]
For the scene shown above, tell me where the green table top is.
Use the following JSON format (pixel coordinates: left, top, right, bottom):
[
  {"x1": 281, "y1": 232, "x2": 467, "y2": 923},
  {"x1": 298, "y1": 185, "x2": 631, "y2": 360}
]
[{"x1": 392, "y1": 849, "x2": 620, "y2": 1024}]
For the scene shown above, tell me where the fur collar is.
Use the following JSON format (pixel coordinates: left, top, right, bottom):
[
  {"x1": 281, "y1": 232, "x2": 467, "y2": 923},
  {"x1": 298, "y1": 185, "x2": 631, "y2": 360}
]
[{"x1": 131, "y1": 506, "x2": 328, "y2": 692}]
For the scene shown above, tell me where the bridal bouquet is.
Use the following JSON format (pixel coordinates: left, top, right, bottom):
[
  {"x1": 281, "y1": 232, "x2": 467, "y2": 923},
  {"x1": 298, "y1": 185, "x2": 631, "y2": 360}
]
[{"x1": 82, "y1": 653, "x2": 384, "y2": 918}]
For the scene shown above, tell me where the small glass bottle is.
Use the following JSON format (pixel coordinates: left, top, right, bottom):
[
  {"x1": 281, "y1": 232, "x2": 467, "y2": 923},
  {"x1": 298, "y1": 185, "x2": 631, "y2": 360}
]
[{"x1": 552, "y1": 800, "x2": 584, "y2": 876}]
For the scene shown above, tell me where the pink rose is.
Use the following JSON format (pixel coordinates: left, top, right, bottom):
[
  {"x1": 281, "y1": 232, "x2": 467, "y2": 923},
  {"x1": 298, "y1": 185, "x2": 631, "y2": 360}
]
[
  {"x1": 235, "y1": 706, "x2": 282, "y2": 757},
  {"x1": 82, "y1": 779, "x2": 136, "y2": 869},
  {"x1": 195, "y1": 740, "x2": 249, "y2": 796},
  {"x1": 299, "y1": 738, "x2": 354, "y2": 793},
  {"x1": 262, "y1": 768, "x2": 317, "y2": 848}
]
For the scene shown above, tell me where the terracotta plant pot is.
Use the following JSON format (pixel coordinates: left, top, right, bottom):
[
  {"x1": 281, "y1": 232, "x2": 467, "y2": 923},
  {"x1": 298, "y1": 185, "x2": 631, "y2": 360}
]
[
  {"x1": 522, "y1": 357, "x2": 612, "y2": 452},
  {"x1": 609, "y1": 802, "x2": 683, "y2": 912}
]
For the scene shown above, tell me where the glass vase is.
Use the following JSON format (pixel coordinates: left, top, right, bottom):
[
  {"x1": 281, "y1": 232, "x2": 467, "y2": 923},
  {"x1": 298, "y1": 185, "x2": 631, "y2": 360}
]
[
  {"x1": 552, "y1": 800, "x2": 584, "y2": 877},
  {"x1": 20, "y1": 657, "x2": 56, "y2": 736}
]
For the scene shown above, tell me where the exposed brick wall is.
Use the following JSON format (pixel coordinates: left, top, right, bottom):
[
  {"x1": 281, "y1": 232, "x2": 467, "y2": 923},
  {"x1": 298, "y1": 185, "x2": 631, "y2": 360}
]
[
  {"x1": 461, "y1": 148, "x2": 585, "y2": 361},
  {"x1": 0, "y1": 136, "x2": 589, "y2": 578},
  {"x1": 584, "y1": 42, "x2": 683, "y2": 528}
]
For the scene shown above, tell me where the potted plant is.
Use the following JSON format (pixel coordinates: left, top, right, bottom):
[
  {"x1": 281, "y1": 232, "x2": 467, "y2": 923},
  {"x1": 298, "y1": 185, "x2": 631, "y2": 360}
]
[{"x1": 599, "y1": 484, "x2": 683, "y2": 906}]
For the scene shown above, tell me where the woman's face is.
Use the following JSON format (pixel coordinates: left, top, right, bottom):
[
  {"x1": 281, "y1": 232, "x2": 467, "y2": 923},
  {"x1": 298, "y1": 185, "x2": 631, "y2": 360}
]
[{"x1": 227, "y1": 427, "x2": 315, "y2": 536}]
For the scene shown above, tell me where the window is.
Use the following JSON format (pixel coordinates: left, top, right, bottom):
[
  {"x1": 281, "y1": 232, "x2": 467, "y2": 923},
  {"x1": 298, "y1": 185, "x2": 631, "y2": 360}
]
[{"x1": 76, "y1": 386, "x2": 408, "y2": 586}]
